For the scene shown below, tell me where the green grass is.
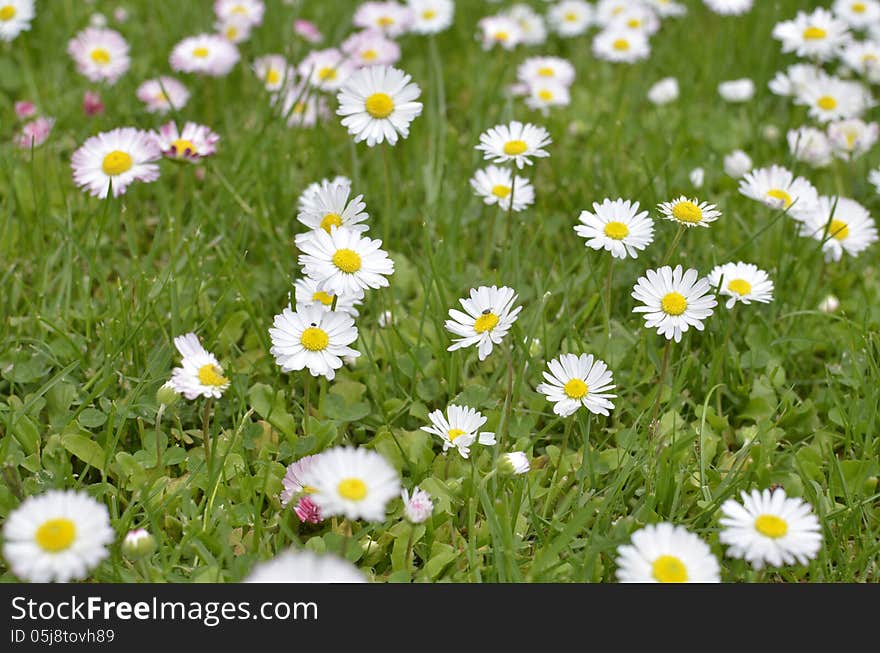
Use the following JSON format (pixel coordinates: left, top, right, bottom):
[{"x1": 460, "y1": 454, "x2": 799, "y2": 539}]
[{"x1": 1, "y1": 0, "x2": 879, "y2": 583}]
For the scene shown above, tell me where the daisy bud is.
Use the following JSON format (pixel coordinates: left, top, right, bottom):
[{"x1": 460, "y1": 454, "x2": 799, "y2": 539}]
[
  {"x1": 818, "y1": 294, "x2": 840, "y2": 313},
  {"x1": 122, "y1": 528, "x2": 156, "y2": 559},
  {"x1": 156, "y1": 381, "x2": 180, "y2": 407},
  {"x1": 499, "y1": 452, "x2": 531, "y2": 476},
  {"x1": 89, "y1": 12, "x2": 107, "y2": 28},
  {"x1": 83, "y1": 90, "x2": 105, "y2": 117},
  {"x1": 723, "y1": 149, "x2": 753, "y2": 179},
  {"x1": 14, "y1": 101, "x2": 36, "y2": 119},
  {"x1": 293, "y1": 18, "x2": 323, "y2": 43},
  {"x1": 114, "y1": 7, "x2": 129, "y2": 23},
  {"x1": 401, "y1": 487, "x2": 433, "y2": 524},
  {"x1": 689, "y1": 167, "x2": 705, "y2": 189},
  {"x1": 762, "y1": 124, "x2": 780, "y2": 142},
  {"x1": 647, "y1": 77, "x2": 679, "y2": 105},
  {"x1": 293, "y1": 496, "x2": 322, "y2": 524},
  {"x1": 718, "y1": 78, "x2": 755, "y2": 103},
  {"x1": 378, "y1": 310, "x2": 394, "y2": 328},
  {"x1": 528, "y1": 337, "x2": 542, "y2": 357}
]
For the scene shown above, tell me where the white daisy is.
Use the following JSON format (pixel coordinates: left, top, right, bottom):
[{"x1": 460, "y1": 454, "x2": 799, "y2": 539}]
[
  {"x1": 2, "y1": 489, "x2": 114, "y2": 583},
  {"x1": 507, "y1": 4, "x2": 548, "y2": 45},
  {"x1": 787, "y1": 126, "x2": 833, "y2": 168},
  {"x1": 71, "y1": 127, "x2": 161, "y2": 199},
  {"x1": 421, "y1": 404, "x2": 496, "y2": 458},
  {"x1": 168, "y1": 332, "x2": 230, "y2": 400},
  {"x1": 832, "y1": 0, "x2": 880, "y2": 29},
  {"x1": 595, "y1": 0, "x2": 631, "y2": 26},
  {"x1": 768, "y1": 63, "x2": 826, "y2": 97},
  {"x1": 153, "y1": 121, "x2": 220, "y2": 162},
  {"x1": 737, "y1": 165, "x2": 819, "y2": 219},
  {"x1": 337, "y1": 65, "x2": 423, "y2": 147},
  {"x1": 67, "y1": 27, "x2": 130, "y2": 84},
  {"x1": 524, "y1": 79, "x2": 571, "y2": 115},
  {"x1": 0, "y1": 0, "x2": 34, "y2": 42},
  {"x1": 445, "y1": 285, "x2": 522, "y2": 361},
  {"x1": 723, "y1": 149, "x2": 753, "y2": 178},
  {"x1": 574, "y1": 198, "x2": 654, "y2": 259},
  {"x1": 343, "y1": 30, "x2": 401, "y2": 69},
  {"x1": 840, "y1": 40, "x2": 880, "y2": 83},
  {"x1": 401, "y1": 486, "x2": 433, "y2": 523},
  {"x1": 794, "y1": 75, "x2": 873, "y2": 123},
  {"x1": 280, "y1": 454, "x2": 321, "y2": 507},
  {"x1": 295, "y1": 181, "x2": 369, "y2": 239},
  {"x1": 719, "y1": 488, "x2": 822, "y2": 570},
  {"x1": 407, "y1": 0, "x2": 454, "y2": 35},
  {"x1": 717, "y1": 78, "x2": 755, "y2": 103},
  {"x1": 772, "y1": 8, "x2": 851, "y2": 61},
  {"x1": 799, "y1": 196, "x2": 878, "y2": 262},
  {"x1": 217, "y1": 15, "x2": 252, "y2": 44},
  {"x1": 536, "y1": 353, "x2": 616, "y2": 418},
  {"x1": 299, "y1": 176, "x2": 353, "y2": 213},
  {"x1": 214, "y1": 0, "x2": 264, "y2": 27},
  {"x1": 707, "y1": 262, "x2": 775, "y2": 309},
  {"x1": 477, "y1": 15, "x2": 523, "y2": 50},
  {"x1": 517, "y1": 56, "x2": 576, "y2": 88},
  {"x1": 615, "y1": 523, "x2": 720, "y2": 583},
  {"x1": 253, "y1": 54, "x2": 292, "y2": 92},
  {"x1": 136, "y1": 76, "x2": 190, "y2": 114},
  {"x1": 297, "y1": 227, "x2": 395, "y2": 296},
  {"x1": 689, "y1": 167, "x2": 705, "y2": 189},
  {"x1": 644, "y1": 0, "x2": 687, "y2": 18},
  {"x1": 470, "y1": 165, "x2": 535, "y2": 212},
  {"x1": 827, "y1": 118, "x2": 879, "y2": 159},
  {"x1": 353, "y1": 1, "x2": 413, "y2": 38},
  {"x1": 870, "y1": 166, "x2": 880, "y2": 193},
  {"x1": 299, "y1": 446, "x2": 400, "y2": 522},
  {"x1": 702, "y1": 0, "x2": 753, "y2": 16},
  {"x1": 276, "y1": 81, "x2": 329, "y2": 128},
  {"x1": 608, "y1": 5, "x2": 660, "y2": 36},
  {"x1": 298, "y1": 48, "x2": 354, "y2": 91},
  {"x1": 169, "y1": 34, "x2": 240, "y2": 76},
  {"x1": 548, "y1": 0, "x2": 594, "y2": 37},
  {"x1": 244, "y1": 550, "x2": 366, "y2": 583},
  {"x1": 592, "y1": 28, "x2": 651, "y2": 64},
  {"x1": 268, "y1": 304, "x2": 360, "y2": 381},
  {"x1": 293, "y1": 276, "x2": 363, "y2": 317},
  {"x1": 657, "y1": 196, "x2": 721, "y2": 229},
  {"x1": 632, "y1": 265, "x2": 717, "y2": 343},
  {"x1": 647, "y1": 77, "x2": 679, "y2": 105},
  {"x1": 475, "y1": 120, "x2": 552, "y2": 169}
]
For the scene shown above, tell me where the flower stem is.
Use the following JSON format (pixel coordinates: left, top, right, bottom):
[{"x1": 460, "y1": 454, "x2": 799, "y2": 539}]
[
  {"x1": 202, "y1": 398, "x2": 214, "y2": 479},
  {"x1": 661, "y1": 225, "x2": 686, "y2": 266},
  {"x1": 650, "y1": 339, "x2": 673, "y2": 437}
]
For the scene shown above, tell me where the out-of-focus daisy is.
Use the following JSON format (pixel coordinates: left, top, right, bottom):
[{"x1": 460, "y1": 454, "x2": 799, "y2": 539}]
[
  {"x1": 136, "y1": 76, "x2": 190, "y2": 114},
  {"x1": 615, "y1": 523, "x2": 720, "y2": 583},
  {"x1": 647, "y1": 77, "x2": 679, "y2": 105},
  {"x1": 297, "y1": 227, "x2": 395, "y2": 296},
  {"x1": 800, "y1": 196, "x2": 878, "y2": 261},
  {"x1": 298, "y1": 48, "x2": 353, "y2": 91},
  {"x1": 870, "y1": 166, "x2": 880, "y2": 193},
  {"x1": 276, "y1": 81, "x2": 328, "y2": 128},
  {"x1": 536, "y1": 353, "x2": 616, "y2": 418},
  {"x1": 401, "y1": 486, "x2": 433, "y2": 523},
  {"x1": 475, "y1": 120, "x2": 552, "y2": 169},
  {"x1": 217, "y1": 15, "x2": 252, "y2": 43},
  {"x1": 787, "y1": 126, "x2": 833, "y2": 168},
  {"x1": 524, "y1": 79, "x2": 570, "y2": 114},
  {"x1": 408, "y1": 0, "x2": 453, "y2": 34},
  {"x1": 470, "y1": 165, "x2": 535, "y2": 212},
  {"x1": 153, "y1": 121, "x2": 219, "y2": 162},
  {"x1": 595, "y1": 0, "x2": 629, "y2": 26},
  {"x1": 574, "y1": 198, "x2": 654, "y2": 259},
  {"x1": 342, "y1": 30, "x2": 401, "y2": 68},
  {"x1": 294, "y1": 19, "x2": 323, "y2": 43},
  {"x1": 840, "y1": 40, "x2": 880, "y2": 83},
  {"x1": 71, "y1": 127, "x2": 160, "y2": 198},
  {"x1": 299, "y1": 446, "x2": 400, "y2": 522},
  {"x1": 68, "y1": 27, "x2": 130, "y2": 84},
  {"x1": 723, "y1": 149, "x2": 753, "y2": 178},
  {"x1": 268, "y1": 304, "x2": 360, "y2": 380},
  {"x1": 337, "y1": 65, "x2": 423, "y2": 147},
  {"x1": 477, "y1": 14, "x2": 522, "y2": 50},
  {"x1": 14, "y1": 100, "x2": 35, "y2": 118},
  {"x1": 15, "y1": 116, "x2": 53, "y2": 150},
  {"x1": 168, "y1": 332, "x2": 229, "y2": 400},
  {"x1": 772, "y1": 8, "x2": 851, "y2": 61},
  {"x1": 794, "y1": 75, "x2": 872, "y2": 123},
  {"x1": 2, "y1": 489, "x2": 114, "y2": 583},
  {"x1": 738, "y1": 165, "x2": 819, "y2": 219},
  {"x1": 170, "y1": 34, "x2": 240, "y2": 76},
  {"x1": 645, "y1": 0, "x2": 687, "y2": 18},
  {"x1": 295, "y1": 181, "x2": 369, "y2": 238},
  {"x1": 294, "y1": 276, "x2": 363, "y2": 317},
  {"x1": 517, "y1": 56, "x2": 575, "y2": 88},
  {"x1": 608, "y1": 4, "x2": 660, "y2": 35},
  {"x1": 768, "y1": 63, "x2": 826, "y2": 97},
  {"x1": 280, "y1": 454, "x2": 321, "y2": 508},
  {"x1": 719, "y1": 488, "x2": 822, "y2": 570},
  {"x1": 818, "y1": 294, "x2": 841, "y2": 313},
  {"x1": 253, "y1": 55, "x2": 291, "y2": 92},
  {"x1": 0, "y1": 0, "x2": 34, "y2": 42},
  {"x1": 421, "y1": 404, "x2": 496, "y2": 458},
  {"x1": 507, "y1": 3, "x2": 548, "y2": 45},
  {"x1": 548, "y1": 0, "x2": 594, "y2": 37},
  {"x1": 689, "y1": 168, "x2": 705, "y2": 189},
  {"x1": 354, "y1": 1, "x2": 412, "y2": 37},
  {"x1": 703, "y1": 0, "x2": 753, "y2": 16},
  {"x1": 592, "y1": 28, "x2": 651, "y2": 63},
  {"x1": 632, "y1": 265, "x2": 717, "y2": 343},
  {"x1": 708, "y1": 262, "x2": 774, "y2": 309},
  {"x1": 244, "y1": 550, "x2": 366, "y2": 583},
  {"x1": 657, "y1": 196, "x2": 721, "y2": 229},
  {"x1": 445, "y1": 285, "x2": 522, "y2": 361},
  {"x1": 832, "y1": 0, "x2": 880, "y2": 29},
  {"x1": 214, "y1": 0, "x2": 264, "y2": 26},
  {"x1": 827, "y1": 118, "x2": 878, "y2": 159},
  {"x1": 718, "y1": 78, "x2": 755, "y2": 103}
]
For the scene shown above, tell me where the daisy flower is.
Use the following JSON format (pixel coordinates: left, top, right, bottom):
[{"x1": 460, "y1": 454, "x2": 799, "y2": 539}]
[
  {"x1": 870, "y1": 166, "x2": 880, "y2": 193},
  {"x1": 299, "y1": 446, "x2": 400, "y2": 522},
  {"x1": 645, "y1": 0, "x2": 687, "y2": 18},
  {"x1": 772, "y1": 8, "x2": 851, "y2": 62},
  {"x1": 0, "y1": 0, "x2": 34, "y2": 42},
  {"x1": 280, "y1": 454, "x2": 321, "y2": 507},
  {"x1": 832, "y1": 0, "x2": 880, "y2": 29},
  {"x1": 720, "y1": 488, "x2": 822, "y2": 570},
  {"x1": 689, "y1": 168, "x2": 705, "y2": 189},
  {"x1": 276, "y1": 81, "x2": 328, "y2": 128},
  {"x1": 353, "y1": 1, "x2": 413, "y2": 38},
  {"x1": 647, "y1": 77, "x2": 679, "y2": 105},
  {"x1": 136, "y1": 76, "x2": 190, "y2": 114},
  {"x1": 632, "y1": 265, "x2": 717, "y2": 343},
  {"x1": 253, "y1": 55, "x2": 292, "y2": 92},
  {"x1": 768, "y1": 63, "x2": 826, "y2": 97},
  {"x1": 477, "y1": 15, "x2": 523, "y2": 50},
  {"x1": 575, "y1": 198, "x2": 655, "y2": 260},
  {"x1": 548, "y1": 0, "x2": 594, "y2": 37},
  {"x1": 615, "y1": 523, "x2": 720, "y2": 583},
  {"x1": 297, "y1": 227, "x2": 395, "y2": 296},
  {"x1": 592, "y1": 28, "x2": 651, "y2": 64},
  {"x1": 608, "y1": 5, "x2": 660, "y2": 36},
  {"x1": 657, "y1": 196, "x2": 721, "y2": 229},
  {"x1": 524, "y1": 79, "x2": 571, "y2": 115},
  {"x1": 794, "y1": 75, "x2": 872, "y2": 123},
  {"x1": 294, "y1": 19, "x2": 323, "y2": 44},
  {"x1": 294, "y1": 276, "x2": 363, "y2": 317},
  {"x1": 787, "y1": 126, "x2": 833, "y2": 168},
  {"x1": 723, "y1": 149, "x2": 753, "y2": 178},
  {"x1": 470, "y1": 165, "x2": 535, "y2": 212},
  {"x1": 702, "y1": 0, "x2": 753, "y2": 16},
  {"x1": 475, "y1": 121, "x2": 552, "y2": 169},
  {"x1": 507, "y1": 4, "x2": 548, "y2": 45},
  {"x1": 67, "y1": 27, "x2": 130, "y2": 84},
  {"x1": 153, "y1": 121, "x2": 219, "y2": 162},
  {"x1": 401, "y1": 486, "x2": 433, "y2": 523},
  {"x1": 341, "y1": 30, "x2": 401, "y2": 68},
  {"x1": 737, "y1": 165, "x2": 819, "y2": 219},
  {"x1": 421, "y1": 404, "x2": 496, "y2": 458},
  {"x1": 708, "y1": 262, "x2": 775, "y2": 309},
  {"x1": 217, "y1": 15, "x2": 252, "y2": 44},
  {"x1": 71, "y1": 127, "x2": 160, "y2": 198},
  {"x1": 15, "y1": 116, "x2": 53, "y2": 150},
  {"x1": 244, "y1": 550, "x2": 366, "y2": 583},
  {"x1": 214, "y1": 0, "x2": 264, "y2": 26},
  {"x1": 827, "y1": 118, "x2": 879, "y2": 159},
  {"x1": 170, "y1": 34, "x2": 240, "y2": 76},
  {"x1": 268, "y1": 304, "x2": 360, "y2": 381},
  {"x1": 445, "y1": 285, "x2": 522, "y2": 361},
  {"x1": 536, "y1": 353, "x2": 616, "y2": 418},
  {"x1": 595, "y1": 0, "x2": 630, "y2": 25},
  {"x1": 295, "y1": 181, "x2": 369, "y2": 238},
  {"x1": 799, "y1": 196, "x2": 878, "y2": 261},
  {"x1": 517, "y1": 56, "x2": 576, "y2": 88},
  {"x1": 718, "y1": 78, "x2": 755, "y2": 103},
  {"x1": 2, "y1": 489, "x2": 114, "y2": 583},
  {"x1": 299, "y1": 176, "x2": 353, "y2": 213},
  {"x1": 14, "y1": 100, "x2": 35, "y2": 118},
  {"x1": 168, "y1": 332, "x2": 229, "y2": 400},
  {"x1": 407, "y1": 0, "x2": 454, "y2": 35},
  {"x1": 840, "y1": 40, "x2": 880, "y2": 83},
  {"x1": 336, "y1": 65, "x2": 423, "y2": 147},
  {"x1": 298, "y1": 48, "x2": 354, "y2": 91}
]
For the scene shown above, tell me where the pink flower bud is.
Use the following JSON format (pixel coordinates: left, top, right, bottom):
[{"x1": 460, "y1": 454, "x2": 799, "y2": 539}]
[
  {"x1": 83, "y1": 90, "x2": 105, "y2": 117},
  {"x1": 14, "y1": 101, "x2": 36, "y2": 119},
  {"x1": 294, "y1": 496, "x2": 322, "y2": 524},
  {"x1": 293, "y1": 19, "x2": 322, "y2": 43}
]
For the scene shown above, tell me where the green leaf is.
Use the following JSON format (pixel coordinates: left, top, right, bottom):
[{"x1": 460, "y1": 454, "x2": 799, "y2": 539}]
[
  {"x1": 78, "y1": 407, "x2": 108, "y2": 428},
  {"x1": 424, "y1": 542, "x2": 456, "y2": 580},
  {"x1": 61, "y1": 432, "x2": 106, "y2": 469},
  {"x1": 248, "y1": 383, "x2": 297, "y2": 439}
]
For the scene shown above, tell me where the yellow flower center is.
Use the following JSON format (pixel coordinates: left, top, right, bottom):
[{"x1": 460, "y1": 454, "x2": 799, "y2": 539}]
[
  {"x1": 766, "y1": 188, "x2": 793, "y2": 207},
  {"x1": 627, "y1": 18, "x2": 642, "y2": 28},
  {"x1": 365, "y1": 92, "x2": 394, "y2": 118},
  {"x1": 266, "y1": 68, "x2": 281, "y2": 85},
  {"x1": 563, "y1": 378, "x2": 588, "y2": 399},
  {"x1": 474, "y1": 312, "x2": 499, "y2": 334},
  {"x1": 817, "y1": 95, "x2": 837, "y2": 110},
  {"x1": 829, "y1": 219, "x2": 850, "y2": 241},
  {"x1": 727, "y1": 279, "x2": 752, "y2": 296},
  {"x1": 754, "y1": 514, "x2": 788, "y2": 539},
  {"x1": 193, "y1": 47, "x2": 210, "y2": 58},
  {"x1": 197, "y1": 364, "x2": 229, "y2": 387},
  {"x1": 447, "y1": 428, "x2": 466, "y2": 442},
  {"x1": 90, "y1": 48, "x2": 111, "y2": 64},
  {"x1": 495, "y1": 30, "x2": 509, "y2": 41},
  {"x1": 337, "y1": 478, "x2": 368, "y2": 501},
  {"x1": 300, "y1": 326, "x2": 330, "y2": 351},
  {"x1": 671, "y1": 200, "x2": 703, "y2": 223},
  {"x1": 661, "y1": 292, "x2": 688, "y2": 316},
  {"x1": 155, "y1": 91, "x2": 168, "y2": 102},
  {"x1": 863, "y1": 53, "x2": 878, "y2": 64},
  {"x1": 35, "y1": 518, "x2": 77, "y2": 553},
  {"x1": 320, "y1": 213, "x2": 343, "y2": 232},
  {"x1": 503, "y1": 139, "x2": 528, "y2": 155},
  {"x1": 537, "y1": 66, "x2": 555, "y2": 77},
  {"x1": 604, "y1": 221, "x2": 629, "y2": 240},
  {"x1": 538, "y1": 89, "x2": 554, "y2": 101},
  {"x1": 332, "y1": 248, "x2": 362, "y2": 273},
  {"x1": 0, "y1": 5, "x2": 17, "y2": 20},
  {"x1": 612, "y1": 6, "x2": 625, "y2": 14},
  {"x1": 378, "y1": 16, "x2": 394, "y2": 27},
  {"x1": 361, "y1": 48, "x2": 377, "y2": 61},
  {"x1": 226, "y1": 26, "x2": 238, "y2": 40},
  {"x1": 803, "y1": 26, "x2": 827, "y2": 40},
  {"x1": 492, "y1": 184, "x2": 511, "y2": 198},
  {"x1": 101, "y1": 150, "x2": 133, "y2": 176},
  {"x1": 564, "y1": 11, "x2": 577, "y2": 21},
  {"x1": 852, "y1": 2, "x2": 867, "y2": 11},
  {"x1": 423, "y1": 9, "x2": 437, "y2": 19},
  {"x1": 318, "y1": 66, "x2": 337, "y2": 81},
  {"x1": 171, "y1": 138, "x2": 197, "y2": 157},
  {"x1": 312, "y1": 291, "x2": 334, "y2": 306},
  {"x1": 232, "y1": 4, "x2": 247, "y2": 14},
  {"x1": 293, "y1": 102, "x2": 306, "y2": 114},
  {"x1": 613, "y1": 39, "x2": 630, "y2": 51},
  {"x1": 652, "y1": 555, "x2": 688, "y2": 583}
]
